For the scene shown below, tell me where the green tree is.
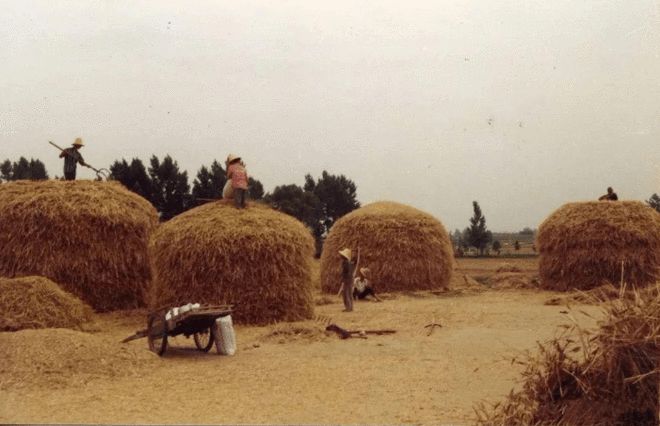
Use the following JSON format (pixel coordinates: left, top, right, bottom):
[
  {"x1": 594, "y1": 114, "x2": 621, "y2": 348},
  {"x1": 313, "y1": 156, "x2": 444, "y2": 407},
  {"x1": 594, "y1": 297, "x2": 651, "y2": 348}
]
[
  {"x1": 110, "y1": 158, "x2": 153, "y2": 201},
  {"x1": 248, "y1": 177, "x2": 265, "y2": 201},
  {"x1": 467, "y1": 201, "x2": 492, "y2": 256},
  {"x1": 519, "y1": 227, "x2": 535, "y2": 235},
  {"x1": 647, "y1": 194, "x2": 660, "y2": 213},
  {"x1": 0, "y1": 160, "x2": 11, "y2": 182},
  {"x1": 0, "y1": 157, "x2": 48, "y2": 181},
  {"x1": 306, "y1": 171, "x2": 360, "y2": 233},
  {"x1": 492, "y1": 240, "x2": 502, "y2": 255},
  {"x1": 149, "y1": 155, "x2": 190, "y2": 220},
  {"x1": 191, "y1": 160, "x2": 226, "y2": 201}
]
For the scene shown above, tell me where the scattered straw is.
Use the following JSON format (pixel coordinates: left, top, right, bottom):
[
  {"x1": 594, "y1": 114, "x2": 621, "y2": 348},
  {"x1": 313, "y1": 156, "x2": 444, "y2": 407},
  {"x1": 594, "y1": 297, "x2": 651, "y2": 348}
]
[
  {"x1": 0, "y1": 328, "x2": 159, "y2": 390},
  {"x1": 0, "y1": 276, "x2": 93, "y2": 331},
  {"x1": 476, "y1": 284, "x2": 660, "y2": 425},
  {"x1": 320, "y1": 201, "x2": 453, "y2": 293},
  {"x1": 148, "y1": 201, "x2": 315, "y2": 325},
  {"x1": 0, "y1": 180, "x2": 159, "y2": 311},
  {"x1": 537, "y1": 201, "x2": 660, "y2": 291}
]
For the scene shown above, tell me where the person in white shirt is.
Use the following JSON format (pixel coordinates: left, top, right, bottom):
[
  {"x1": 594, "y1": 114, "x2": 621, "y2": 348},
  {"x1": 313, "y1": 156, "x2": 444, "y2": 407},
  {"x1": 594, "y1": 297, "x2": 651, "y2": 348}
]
[{"x1": 353, "y1": 267, "x2": 382, "y2": 302}]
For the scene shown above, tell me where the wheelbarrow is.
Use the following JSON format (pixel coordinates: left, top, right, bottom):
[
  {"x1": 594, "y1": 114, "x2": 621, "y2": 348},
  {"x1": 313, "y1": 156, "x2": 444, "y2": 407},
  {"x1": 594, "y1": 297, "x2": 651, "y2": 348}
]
[{"x1": 122, "y1": 304, "x2": 233, "y2": 356}]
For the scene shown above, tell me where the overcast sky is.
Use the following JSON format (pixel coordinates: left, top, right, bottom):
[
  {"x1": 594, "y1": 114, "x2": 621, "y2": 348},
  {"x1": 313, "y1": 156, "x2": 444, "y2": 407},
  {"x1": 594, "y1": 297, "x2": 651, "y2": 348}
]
[{"x1": 1, "y1": 0, "x2": 659, "y2": 231}]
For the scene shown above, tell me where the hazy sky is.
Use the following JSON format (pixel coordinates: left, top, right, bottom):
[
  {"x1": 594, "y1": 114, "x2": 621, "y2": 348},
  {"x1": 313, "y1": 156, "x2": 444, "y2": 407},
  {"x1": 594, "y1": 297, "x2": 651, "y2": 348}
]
[{"x1": 1, "y1": 0, "x2": 659, "y2": 231}]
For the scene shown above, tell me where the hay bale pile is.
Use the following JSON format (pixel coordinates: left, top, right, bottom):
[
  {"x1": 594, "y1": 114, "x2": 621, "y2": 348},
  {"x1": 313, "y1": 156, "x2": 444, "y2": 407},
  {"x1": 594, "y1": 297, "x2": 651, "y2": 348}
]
[
  {"x1": 0, "y1": 180, "x2": 159, "y2": 311},
  {"x1": 537, "y1": 201, "x2": 660, "y2": 291},
  {"x1": 476, "y1": 287, "x2": 660, "y2": 425},
  {"x1": 320, "y1": 201, "x2": 453, "y2": 293},
  {"x1": 0, "y1": 276, "x2": 93, "y2": 331},
  {"x1": 148, "y1": 201, "x2": 315, "y2": 324}
]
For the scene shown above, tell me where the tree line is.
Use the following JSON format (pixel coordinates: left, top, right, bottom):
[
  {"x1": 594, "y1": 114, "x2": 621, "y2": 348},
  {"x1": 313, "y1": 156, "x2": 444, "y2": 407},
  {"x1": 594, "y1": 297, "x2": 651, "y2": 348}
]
[{"x1": 0, "y1": 155, "x2": 361, "y2": 255}]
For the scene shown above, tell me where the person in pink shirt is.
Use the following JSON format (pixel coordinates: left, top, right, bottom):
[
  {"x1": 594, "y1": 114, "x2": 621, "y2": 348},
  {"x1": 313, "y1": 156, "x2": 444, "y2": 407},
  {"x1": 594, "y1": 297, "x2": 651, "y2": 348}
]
[{"x1": 226, "y1": 154, "x2": 249, "y2": 208}]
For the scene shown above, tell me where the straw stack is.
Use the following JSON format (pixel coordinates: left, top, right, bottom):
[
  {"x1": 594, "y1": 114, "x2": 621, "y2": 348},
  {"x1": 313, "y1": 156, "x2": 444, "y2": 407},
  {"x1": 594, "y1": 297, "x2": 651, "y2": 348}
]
[
  {"x1": 320, "y1": 201, "x2": 453, "y2": 293},
  {"x1": 0, "y1": 180, "x2": 159, "y2": 311},
  {"x1": 537, "y1": 201, "x2": 660, "y2": 291},
  {"x1": 148, "y1": 201, "x2": 315, "y2": 324},
  {"x1": 0, "y1": 276, "x2": 93, "y2": 331}
]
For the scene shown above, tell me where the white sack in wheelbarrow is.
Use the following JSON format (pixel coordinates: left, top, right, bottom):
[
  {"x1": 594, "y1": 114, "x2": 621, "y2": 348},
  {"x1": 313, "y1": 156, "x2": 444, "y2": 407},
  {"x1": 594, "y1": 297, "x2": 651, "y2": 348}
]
[
  {"x1": 222, "y1": 179, "x2": 234, "y2": 199},
  {"x1": 214, "y1": 315, "x2": 236, "y2": 355}
]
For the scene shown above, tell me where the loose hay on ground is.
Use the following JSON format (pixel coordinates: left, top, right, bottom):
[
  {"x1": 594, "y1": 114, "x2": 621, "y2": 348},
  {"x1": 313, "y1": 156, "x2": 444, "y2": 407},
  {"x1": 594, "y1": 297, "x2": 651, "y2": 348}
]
[
  {"x1": 0, "y1": 328, "x2": 159, "y2": 390},
  {"x1": 320, "y1": 201, "x2": 453, "y2": 293},
  {"x1": 537, "y1": 201, "x2": 660, "y2": 291},
  {"x1": 148, "y1": 201, "x2": 315, "y2": 325},
  {"x1": 0, "y1": 276, "x2": 93, "y2": 331},
  {"x1": 476, "y1": 285, "x2": 660, "y2": 425},
  {"x1": 0, "y1": 180, "x2": 159, "y2": 311}
]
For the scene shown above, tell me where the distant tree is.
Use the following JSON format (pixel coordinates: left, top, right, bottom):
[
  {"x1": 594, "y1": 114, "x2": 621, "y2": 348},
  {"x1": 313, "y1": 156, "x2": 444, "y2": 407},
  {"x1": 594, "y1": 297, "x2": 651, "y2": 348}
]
[
  {"x1": 461, "y1": 227, "x2": 470, "y2": 250},
  {"x1": 248, "y1": 177, "x2": 264, "y2": 201},
  {"x1": 0, "y1": 157, "x2": 49, "y2": 181},
  {"x1": 191, "y1": 160, "x2": 226, "y2": 202},
  {"x1": 519, "y1": 227, "x2": 535, "y2": 235},
  {"x1": 110, "y1": 158, "x2": 153, "y2": 201},
  {"x1": 0, "y1": 160, "x2": 11, "y2": 182},
  {"x1": 514, "y1": 240, "x2": 521, "y2": 251},
  {"x1": 149, "y1": 155, "x2": 190, "y2": 220},
  {"x1": 308, "y1": 170, "x2": 360, "y2": 233},
  {"x1": 647, "y1": 193, "x2": 660, "y2": 213},
  {"x1": 467, "y1": 201, "x2": 492, "y2": 256},
  {"x1": 492, "y1": 240, "x2": 502, "y2": 255}
]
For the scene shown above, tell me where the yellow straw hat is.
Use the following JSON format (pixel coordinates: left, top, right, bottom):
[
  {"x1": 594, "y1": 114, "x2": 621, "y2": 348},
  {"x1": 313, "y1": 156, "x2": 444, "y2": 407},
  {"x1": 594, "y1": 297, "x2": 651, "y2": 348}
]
[
  {"x1": 72, "y1": 137, "x2": 84, "y2": 147},
  {"x1": 359, "y1": 267, "x2": 370, "y2": 276},
  {"x1": 226, "y1": 154, "x2": 241, "y2": 164},
  {"x1": 339, "y1": 248, "x2": 352, "y2": 260}
]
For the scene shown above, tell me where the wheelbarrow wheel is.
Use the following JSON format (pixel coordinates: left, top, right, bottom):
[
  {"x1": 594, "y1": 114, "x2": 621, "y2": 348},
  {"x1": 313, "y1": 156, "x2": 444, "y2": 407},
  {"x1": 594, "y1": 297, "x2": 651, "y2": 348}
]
[
  {"x1": 148, "y1": 315, "x2": 168, "y2": 356},
  {"x1": 193, "y1": 327, "x2": 214, "y2": 352}
]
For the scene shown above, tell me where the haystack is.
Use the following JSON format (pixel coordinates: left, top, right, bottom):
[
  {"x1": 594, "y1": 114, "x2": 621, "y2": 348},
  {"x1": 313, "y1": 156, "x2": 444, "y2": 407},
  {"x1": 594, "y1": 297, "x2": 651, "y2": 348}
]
[
  {"x1": 537, "y1": 201, "x2": 660, "y2": 291},
  {"x1": 320, "y1": 201, "x2": 453, "y2": 293},
  {"x1": 476, "y1": 286, "x2": 660, "y2": 425},
  {"x1": 0, "y1": 180, "x2": 159, "y2": 311},
  {"x1": 0, "y1": 276, "x2": 93, "y2": 331},
  {"x1": 148, "y1": 201, "x2": 315, "y2": 324}
]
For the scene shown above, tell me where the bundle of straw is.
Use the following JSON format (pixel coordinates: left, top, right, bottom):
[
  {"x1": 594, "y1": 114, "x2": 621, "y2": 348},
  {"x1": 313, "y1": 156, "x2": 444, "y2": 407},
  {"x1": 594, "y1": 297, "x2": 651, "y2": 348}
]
[
  {"x1": 148, "y1": 201, "x2": 315, "y2": 324},
  {"x1": 537, "y1": 201, "x2": 660, "y2": 291},
  {"x1": 476, "y1": 285, "x2": 660, "y2": 425},
  {"x1": 0, "y1": 180, "x2": 159, "y2": 311},
  {"x1": 0, "y1": 276, "x2": 93, "y2": 331},
  {"x1": 320, "y1": 201, "x2": 453, "y2": 293}
]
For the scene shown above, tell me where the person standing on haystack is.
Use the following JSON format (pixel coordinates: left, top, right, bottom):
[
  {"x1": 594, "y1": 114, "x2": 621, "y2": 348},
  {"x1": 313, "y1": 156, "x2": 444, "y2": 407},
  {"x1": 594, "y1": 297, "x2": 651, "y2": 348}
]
[
  {"x1": 226, "y1": 154, "x2": 249, "y2": 208},
  {"x1": 337, "y1": 247, "x2": 360, "y2": 312},
  {"x1": 598, "y1": 187, "x2": 618, "y2": 201},
  {"x1": 59, "y1": 138, "x2": 88, "y2": 180}
]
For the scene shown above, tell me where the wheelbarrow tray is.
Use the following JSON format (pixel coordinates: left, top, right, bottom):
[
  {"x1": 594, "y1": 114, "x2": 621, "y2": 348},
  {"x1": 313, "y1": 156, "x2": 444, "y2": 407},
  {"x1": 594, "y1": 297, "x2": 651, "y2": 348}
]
[{"x1": 165, "y1": 305, "x2": 233, "y2": 338}]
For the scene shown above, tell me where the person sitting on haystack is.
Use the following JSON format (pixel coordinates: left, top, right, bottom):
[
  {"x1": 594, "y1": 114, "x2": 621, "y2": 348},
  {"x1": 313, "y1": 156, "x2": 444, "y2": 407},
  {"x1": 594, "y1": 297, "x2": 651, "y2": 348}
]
[
  {"x1": 226, "y1": 154, "x2": 249, "y2": 209},
  {"x1": 337, "y1": 247, "x2": 360, "y2": 312},
  {"x1": 353, "y1": 267, "x2": 382, "y2": 302},
  {"x1": 598, "y1": 186, "x2": 618, "y2": 201},
  {"x1": 59, "y1": 138, "x2": 89, "y2": 181}
]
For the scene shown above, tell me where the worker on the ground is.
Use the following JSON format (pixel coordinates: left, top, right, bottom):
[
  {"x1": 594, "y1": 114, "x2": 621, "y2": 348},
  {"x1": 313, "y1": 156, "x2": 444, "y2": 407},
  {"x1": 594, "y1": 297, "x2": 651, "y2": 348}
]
[
  {"x1": 226, "y1": 154, "x2": 249, "y2": 208},
  {"x1": 353, "y1": 267, "x2": 382, "y2": 302},
  {"x1": 598, "y1": 187, "x2": 618, "y2": 201},
  {"x1": 59, "y1": 138, "x2": 88, "y2": 180},
  {"x1": 337, "y1": 247, "x2": 360, "y2": 312}
]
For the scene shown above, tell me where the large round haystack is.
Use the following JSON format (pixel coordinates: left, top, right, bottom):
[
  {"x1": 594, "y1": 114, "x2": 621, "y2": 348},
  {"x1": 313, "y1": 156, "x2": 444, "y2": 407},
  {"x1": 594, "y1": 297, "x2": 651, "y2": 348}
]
[
  {"x1": 0, "y1": 276, "x2": 93, "y2": 331},
  {"x1": 537, "y1": 201, "x2": 660, "y2": 291},
  {"x1": 148, "y1": 201, "x2": 315, "y2": 324},
  {"x1": 0, "y1": 180, "x2": 159, "y2": 311},
  {"x1": 320, "y1": 201, "x2": 453, "y2": 293}
]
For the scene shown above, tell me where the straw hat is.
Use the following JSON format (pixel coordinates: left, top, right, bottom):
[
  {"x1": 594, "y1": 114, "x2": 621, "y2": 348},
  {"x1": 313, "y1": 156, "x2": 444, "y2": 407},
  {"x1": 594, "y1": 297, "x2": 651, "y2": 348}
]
[
  {"x1": 359, "y1": 267, "x2": 370, "y2": 277},
  {"x1": 339, "y1": 248, "x2": 352, "y2": 260},
  {"x1": 72, "y1": 138, "x2": 84, "y2": 147},
  {"x1": 226, "y1": 154, "x2": 241, "y2": 164}
]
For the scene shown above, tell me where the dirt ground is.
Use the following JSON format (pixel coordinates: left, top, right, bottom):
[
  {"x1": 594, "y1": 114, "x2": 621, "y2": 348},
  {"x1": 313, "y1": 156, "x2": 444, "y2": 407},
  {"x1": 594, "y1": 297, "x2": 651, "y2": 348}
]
[{"x1": 0, "y1": 257, "x2": 602, "y2": 424}]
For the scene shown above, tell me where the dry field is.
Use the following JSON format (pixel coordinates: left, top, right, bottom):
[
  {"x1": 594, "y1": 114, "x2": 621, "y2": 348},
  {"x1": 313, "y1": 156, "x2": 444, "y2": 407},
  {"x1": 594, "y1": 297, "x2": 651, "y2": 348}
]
[{"x1": 0, "y1": 257, "x2": 602, "y2": 424}]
